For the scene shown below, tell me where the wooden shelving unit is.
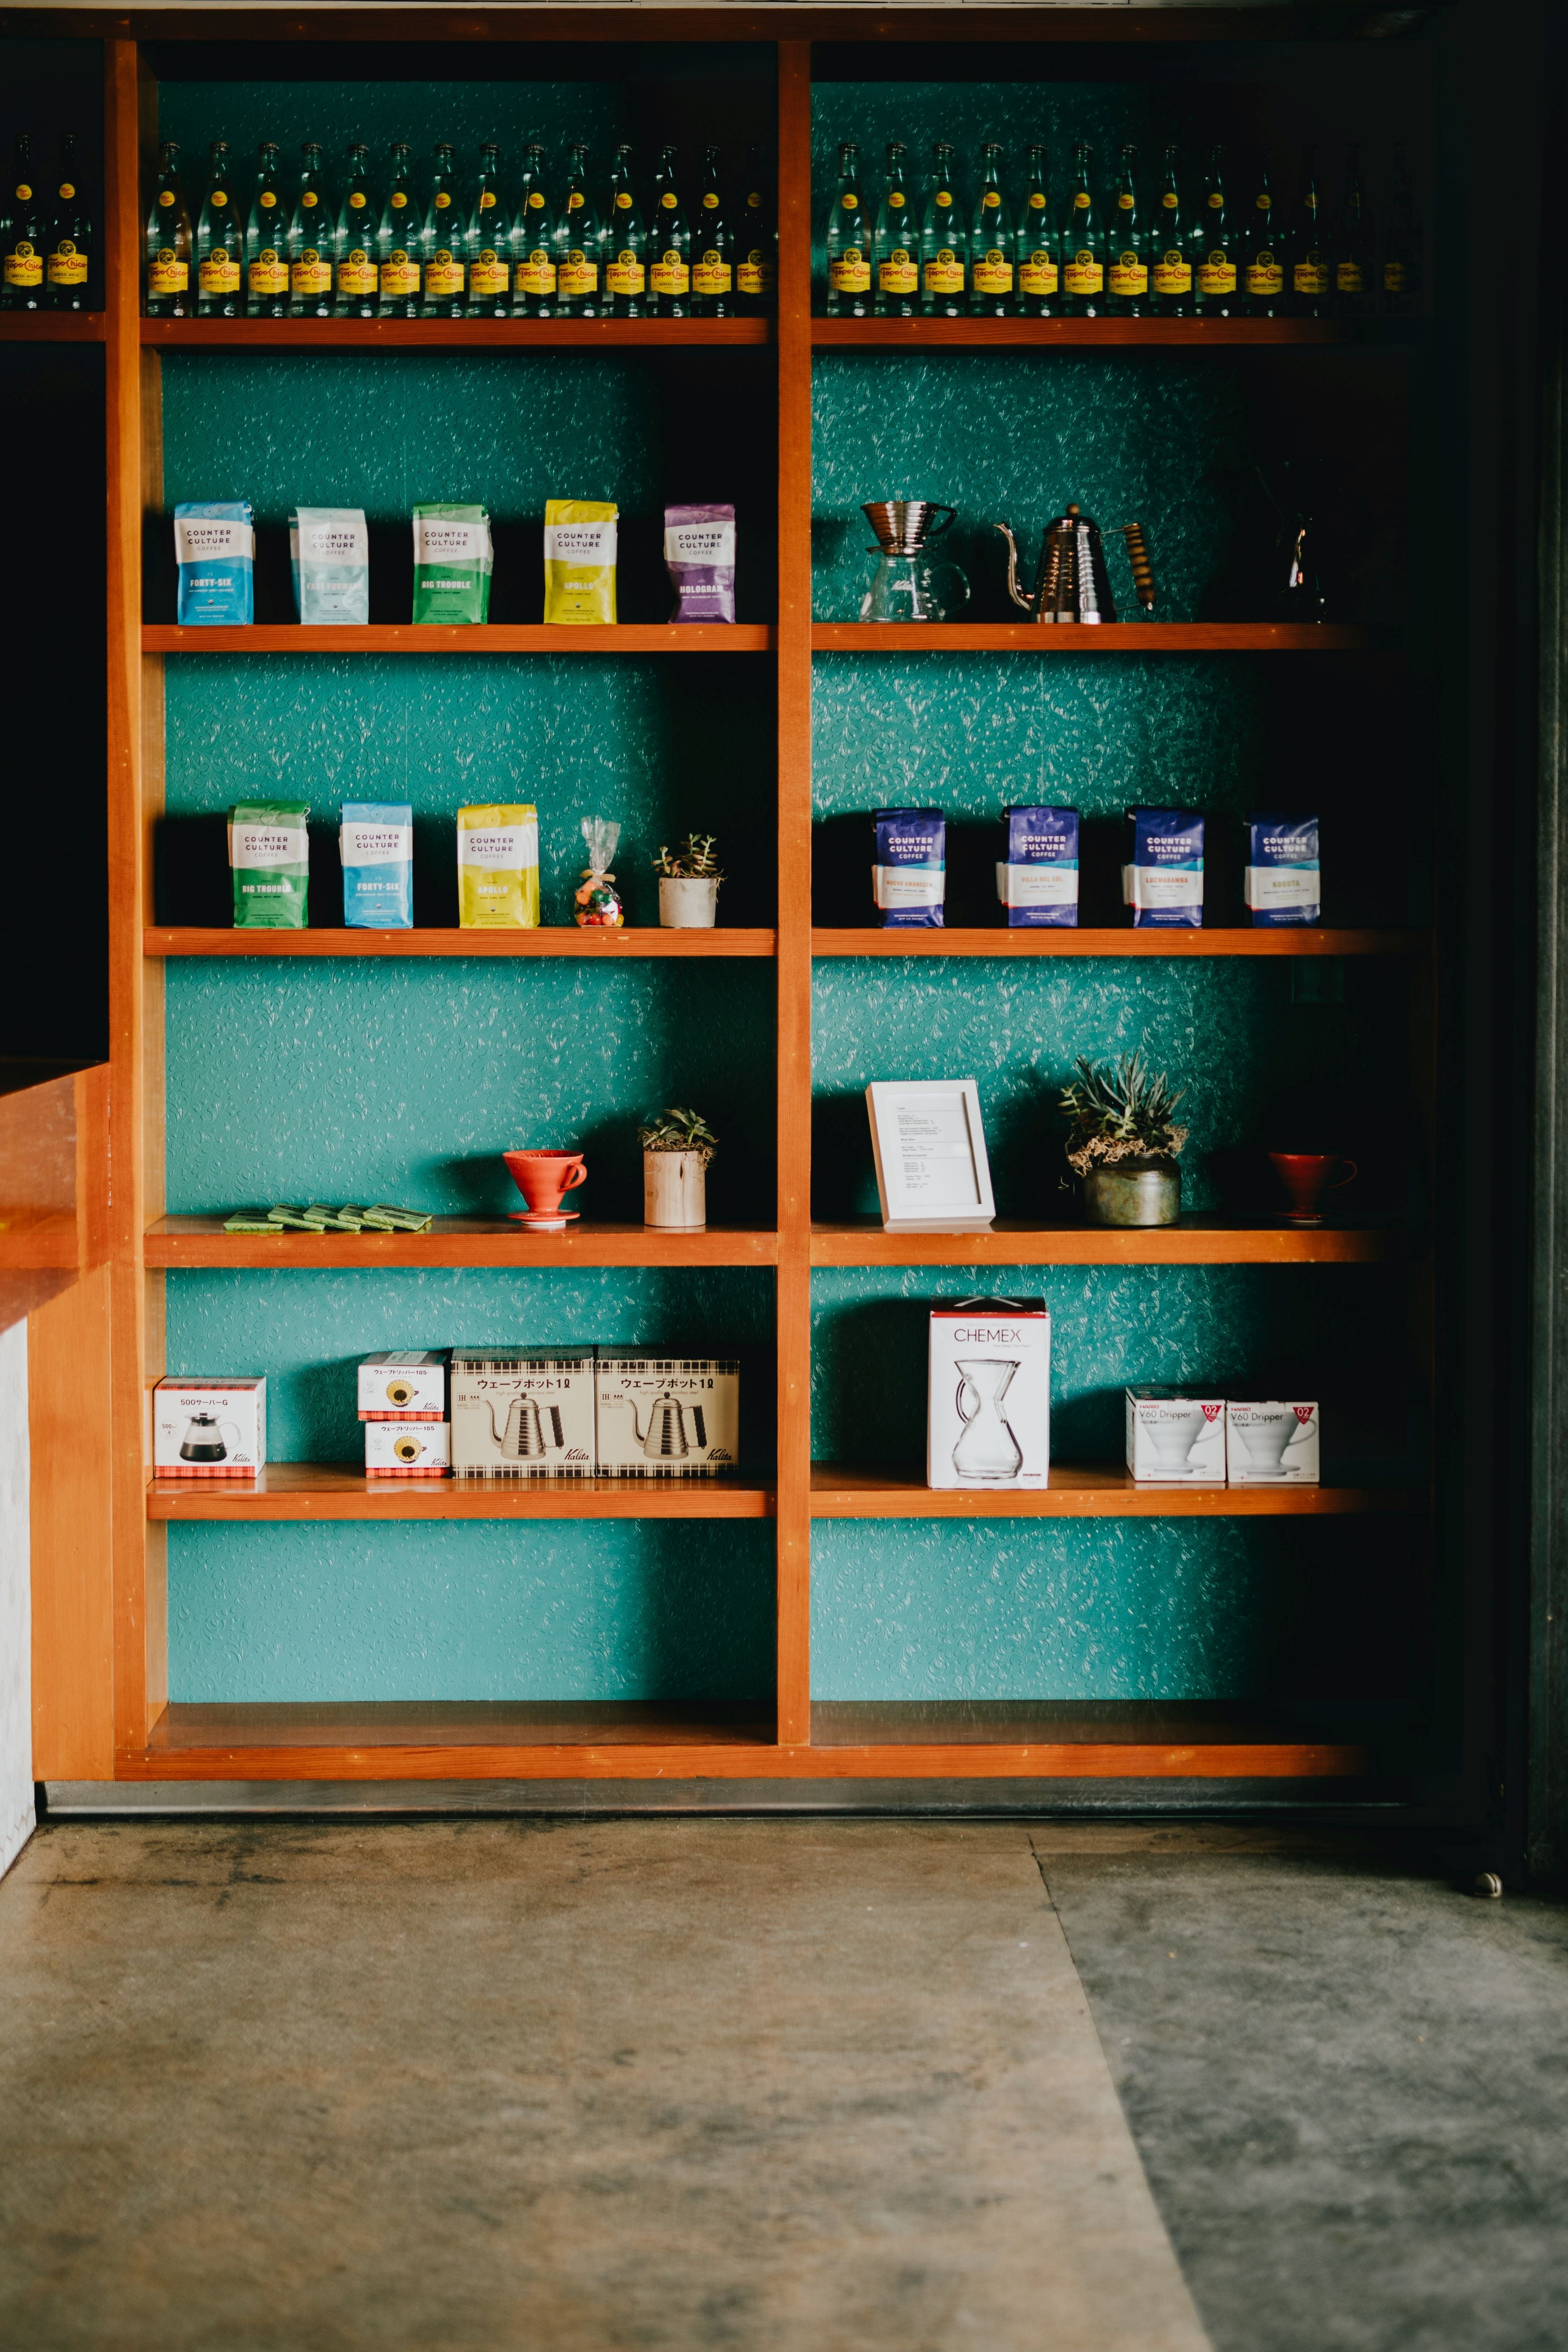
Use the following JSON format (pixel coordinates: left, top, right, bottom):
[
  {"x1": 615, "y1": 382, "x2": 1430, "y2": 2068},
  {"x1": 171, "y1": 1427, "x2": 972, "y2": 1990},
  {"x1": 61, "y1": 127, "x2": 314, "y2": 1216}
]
[
  {"x1": 42, "y1": 4, "x2": 1440, "y2": 1800},
  {"x1": 0, "y1": 311, "x2": 104, "y2": 342}
]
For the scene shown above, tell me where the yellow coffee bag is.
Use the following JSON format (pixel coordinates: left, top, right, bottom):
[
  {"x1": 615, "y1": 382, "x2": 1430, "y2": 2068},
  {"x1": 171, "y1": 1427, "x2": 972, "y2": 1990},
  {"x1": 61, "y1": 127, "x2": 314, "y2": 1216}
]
[
  {"x1": 457, "y1": 805, "x2": 539, "y2": 927},
  {"x1": 543, "y1": 499, "x2": 618, "y2": 624}
]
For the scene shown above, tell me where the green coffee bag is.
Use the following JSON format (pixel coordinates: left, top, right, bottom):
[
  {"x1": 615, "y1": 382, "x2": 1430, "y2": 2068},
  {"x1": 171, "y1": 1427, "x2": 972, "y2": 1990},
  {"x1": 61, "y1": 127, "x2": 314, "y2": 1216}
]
[
  {"x1": 412, "y1": 504, "x2": 492, "y2": 624},
  {"x1": 230, "y1": 801, "x2": 309, "y2": 929}
]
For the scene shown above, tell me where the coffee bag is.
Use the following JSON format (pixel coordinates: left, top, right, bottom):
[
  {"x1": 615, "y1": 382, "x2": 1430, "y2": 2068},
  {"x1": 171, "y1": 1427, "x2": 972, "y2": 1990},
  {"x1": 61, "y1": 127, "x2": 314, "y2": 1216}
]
[
  {"x1": 290, "y1": 506, "x2": 370, "y2": 624},
  {"x1": 873, "y1": 807, "x2": 945, "y2": 928},
  {"x1": 340, "y1": 801, "x2": 413, "y2": 928},
  {"x1": 412, "y1": 504, "x2": 492, "y2": 624},
  {"x1": 543, "y1": 499, "x2": 617, "y2": 624},
  {"x1": 1245, "y1": 814, "x2": 1321, "y2": 926},
  {"x1": 1123, "y1": 808, "x2": 1204, "y2": 929},
  {"x1": 997, "y1": 806, "x2": 1079, "y2": 927},
  {"x1": 230, "y1": 800, "x2": 309, "y2": 928},
  {"x1": 664, "y1": 502, "x2": 736, "y2": 623},
  {"x1": 457, "y1": 804, "x2": 539, "y2": 928},
  {"x1": 175, "y1": 500, "x2": 254, "y2": 626}
]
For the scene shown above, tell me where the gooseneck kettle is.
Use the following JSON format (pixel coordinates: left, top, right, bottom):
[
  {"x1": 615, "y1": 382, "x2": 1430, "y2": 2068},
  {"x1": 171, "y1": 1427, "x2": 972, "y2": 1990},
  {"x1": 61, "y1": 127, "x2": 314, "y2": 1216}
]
[{"x1": 993, "y1": 503, "x2": 1157, "y2": 623}]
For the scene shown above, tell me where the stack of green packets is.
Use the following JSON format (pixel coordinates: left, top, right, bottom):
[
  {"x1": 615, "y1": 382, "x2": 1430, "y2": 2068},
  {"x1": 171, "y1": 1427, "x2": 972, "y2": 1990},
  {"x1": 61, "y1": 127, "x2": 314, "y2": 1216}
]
[{"x1": 223, "y1": 1204, "x2": 435, "y2": 1235}]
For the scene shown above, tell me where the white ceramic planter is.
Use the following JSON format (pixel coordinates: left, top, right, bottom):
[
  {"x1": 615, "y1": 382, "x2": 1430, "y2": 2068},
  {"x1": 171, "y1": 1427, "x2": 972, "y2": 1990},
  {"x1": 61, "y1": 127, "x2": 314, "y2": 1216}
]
[
  {"x1": 643, "y1": 1149, "x2": 707, "y2": 1229},
  {"x1": 659, "y1": 875, "x2": 720, "y2": 929}
]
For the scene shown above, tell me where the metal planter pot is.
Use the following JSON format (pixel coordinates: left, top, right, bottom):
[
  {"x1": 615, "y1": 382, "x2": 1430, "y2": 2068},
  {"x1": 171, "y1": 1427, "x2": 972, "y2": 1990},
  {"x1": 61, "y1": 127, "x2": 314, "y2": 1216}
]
[{"x1": 1081, "y1": 1157, "x2": 1181, "y2": 1228}]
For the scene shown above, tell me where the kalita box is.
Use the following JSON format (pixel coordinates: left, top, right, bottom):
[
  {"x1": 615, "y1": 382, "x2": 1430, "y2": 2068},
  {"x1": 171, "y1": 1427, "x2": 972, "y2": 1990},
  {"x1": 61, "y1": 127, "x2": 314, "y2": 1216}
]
[
  {"x1": 1125, "y1": 1388, "x2": 1225, "y2": 1481},
  {"x1": 358, "y1": 1351, "x2": 447, "y2": 1421},
  {"x1": 450, "y1": 1347, "x2": 595, "y2": 1478},
  {"x1": 152, "y1": 1377, "x2": 267, "y2": 1478},
  {"x1": 365, "y1": 1420, "x2": 451, "y2": 1478},
  {"x1": 594, "y1": 1356, "x2": 739, "y2": 1478}
]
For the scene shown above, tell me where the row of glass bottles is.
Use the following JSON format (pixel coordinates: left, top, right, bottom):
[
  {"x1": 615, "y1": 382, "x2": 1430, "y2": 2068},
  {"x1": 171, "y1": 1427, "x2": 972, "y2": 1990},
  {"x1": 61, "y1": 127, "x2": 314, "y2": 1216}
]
[
  {"x1": 0, "y1": 134, "x2": 93, "y2": 311},
  {"x1": 145, "y1": 138, "x2": 776, "y2": 319},
  {"x1": 825, "y1": 140, "x2": 1420, "y2": 319}
]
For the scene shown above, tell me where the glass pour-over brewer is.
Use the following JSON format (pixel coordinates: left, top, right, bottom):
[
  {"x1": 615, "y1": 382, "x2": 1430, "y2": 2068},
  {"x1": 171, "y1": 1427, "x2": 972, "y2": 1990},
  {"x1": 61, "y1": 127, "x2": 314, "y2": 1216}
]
[{"x1": 860, "y1": 500, "x2": 971, "y2": 622}]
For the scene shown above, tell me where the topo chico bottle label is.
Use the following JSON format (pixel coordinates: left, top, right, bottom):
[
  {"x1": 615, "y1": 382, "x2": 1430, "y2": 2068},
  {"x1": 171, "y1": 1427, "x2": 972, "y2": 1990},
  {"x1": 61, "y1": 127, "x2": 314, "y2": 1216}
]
[
  {"x1": 425, "y1": 247, "x2": 464, "y2": 298},
  {"x1": 923, "y1": 247, "x2": 963, "y2": 296},
  {"x1": 48, "y1": 238, "x2": 87, "y2": 287},
  {"x1": 147, "y1": 247, "x2": 187, "y2": 294},
  {"x1": 972, "y1": 244, "x2": 1013, "y2": 295},
  {"x1": 5, "y1": 239, "x2": 42, "y2": 289},
  {"x1": 468, "y1": 247, "x2": 508, "y2": 298},
  {"x1": 879, "y1": 246, "x2": 917, "y2": 296},
  {"x1": 738, "y1": 247, "x2": 773, "y2": 296},
  {"x1": 1020, "y1": 246, "x2": 1058, "y2": 296},
  {"x1": 380, "y1": 249, "x2": 418, "y2": 297},
  {"x1": 650, "y1": 246, "x2": 689, "y2": 296},
  {"x1": 516, "y1": 246, "x2": 555, "y2": 296},
  {"x1": 557, "y1": 247, "x2": 597, "y2": 297},
  {"x1": 1198, "y1": 249, "x2": 1236, "y2": 295},
  {"x1": 292, "y1": 246, "x2": 331, "y2": 297},
  {"x1": 336, "y1": 246, "x2": 378, "y2": 297},
  {"x1": 199, "y1": 245, "x2": 240, "y2": 295},
  {"x1": 1108, "y1": 249, "x2": 1147, "y2": 296},
  {"x1": 1063, "y1": 246, "x2": 1102, "y2": 295},
  {"x1": 605, "y1": 248, "x2": 645, "y2": 296},
  {"x1": 1335, "y1": 260, "x2": 1365, "y2": 295},
  {"x1": 1152, "y1": 247, "x2": 1191, "y2": 294},
  {"x1": 1246, "y1": 251, "x2": 1283, "y2": 296},
  {"x1": 692, "y1": 247, "x2": 732, "y2": 296}
]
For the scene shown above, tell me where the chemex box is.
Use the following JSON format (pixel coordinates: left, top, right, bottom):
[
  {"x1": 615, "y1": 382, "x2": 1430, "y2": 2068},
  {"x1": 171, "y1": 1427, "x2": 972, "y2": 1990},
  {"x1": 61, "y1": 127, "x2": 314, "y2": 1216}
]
[
  {"x1": 1226, "y1": 1401, "x2": 1320, "y2": 1484},
  {"x1": 358, "y1": 1351, "x2": 447, "y2": 1421},
  {"x1": 153, "y1": 1377, "x2": 266, "y2": 1478},
  {"x1": 927, "y1": 1298, "x2": 1050, "y2": 1490},
  {"x1": 450, "y1": 1348, "x2": 595, "y2": 1479},
  {"x1": 1125, "y1": 1388, "x2": 1226, "y2": 1482},
  {"x1": 595, "y1": 1356, "x2": 739, "y2": 1478},
  {"x1": 365, "y1": 1421, "x2": 451, "y2": 1478}
]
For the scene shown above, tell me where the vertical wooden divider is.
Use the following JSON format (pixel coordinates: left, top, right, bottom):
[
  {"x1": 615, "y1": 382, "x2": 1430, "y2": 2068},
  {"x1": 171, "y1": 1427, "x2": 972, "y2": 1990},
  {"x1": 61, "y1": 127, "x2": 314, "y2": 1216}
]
[{"x1": 774, "y1": 40, "x2": 814, "y2": 1748}]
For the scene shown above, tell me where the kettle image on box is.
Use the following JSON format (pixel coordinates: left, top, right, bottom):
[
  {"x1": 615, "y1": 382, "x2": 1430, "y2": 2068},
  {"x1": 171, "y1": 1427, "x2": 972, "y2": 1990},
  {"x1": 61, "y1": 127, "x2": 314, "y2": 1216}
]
[
  {"x1": 180, "y1": 1413, "x2": 238, "y2": 1464},
  {"x1": 486, "y1": 1396, "x2": 564, "y2": 1459},
  {"x1": 993, "y1": 503, "x2": 1156, "y2": 623},
  {"x1": 614, "y1": 1393, "x2": 709, "y2": 1460}
]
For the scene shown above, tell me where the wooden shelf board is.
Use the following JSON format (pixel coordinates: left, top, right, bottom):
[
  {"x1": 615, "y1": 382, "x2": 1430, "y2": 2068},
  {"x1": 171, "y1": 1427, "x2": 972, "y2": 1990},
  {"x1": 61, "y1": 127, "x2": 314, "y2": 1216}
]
[
  {"x1": 0, "y1": 311, "x2": 104, "y2": 342},
  {"x1": 812, "y1": 622, "x2": 1392, "y2": 652},
  {"x1": 810, "y1": 1698, "x2": 1374, "y2": 1753},
  {"x1": 141, "y1": 316, "x2": 772, "y2": 350},
  {"x1": 810, "y1": 1464, "x2": 1418, "y2": 1518},
  {"x1": 811, "y1": 926, "x2": 1421, "y2": 959},
  {"x1": 809, "y1": 1216, "x2": 1407, "y2": 1267},
  {"x1": 142, "y1": 624, "x2": 773, "y2": 655},
  {"x1": 147, "y1": 1216, "x2": 779, "y2": 1268},
  {"x1": 812, "y1": 317, "x2": 1422, "y2": 350},
  {"x1": 144, "y1": 925, "x2": 776, "y2": 959},
  {"x1": 148, "y1": 1700, "x2": 775, "y2": 1751},
  {"x1": 147, "y1": 1462, "x2": 777, "y2": 1521}
]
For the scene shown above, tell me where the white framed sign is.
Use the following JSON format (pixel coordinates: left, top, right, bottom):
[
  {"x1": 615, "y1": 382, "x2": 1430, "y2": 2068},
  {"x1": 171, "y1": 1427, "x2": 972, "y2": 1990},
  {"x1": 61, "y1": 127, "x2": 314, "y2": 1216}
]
[{"x1": 865, "y1": 1080, "x2": 997, "y2": 1233}]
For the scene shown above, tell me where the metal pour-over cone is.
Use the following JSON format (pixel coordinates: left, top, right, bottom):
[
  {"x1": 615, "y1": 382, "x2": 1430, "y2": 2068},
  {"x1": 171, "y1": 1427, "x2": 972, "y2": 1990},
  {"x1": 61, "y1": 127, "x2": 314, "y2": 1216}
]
[{"x1": 862, "y1": 499, "x2": 957, "y2": 555}]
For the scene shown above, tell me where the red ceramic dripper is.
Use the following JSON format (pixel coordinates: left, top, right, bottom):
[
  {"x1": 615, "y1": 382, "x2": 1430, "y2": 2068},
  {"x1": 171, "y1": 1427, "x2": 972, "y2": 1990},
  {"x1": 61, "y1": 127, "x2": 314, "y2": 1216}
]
[
  {"x1": 1269, "y1": 1152, "x2": 1357, "y2": 1224},
  {"x1": 504, "y1": 1150, "x2": 588, "y2": 1217}
]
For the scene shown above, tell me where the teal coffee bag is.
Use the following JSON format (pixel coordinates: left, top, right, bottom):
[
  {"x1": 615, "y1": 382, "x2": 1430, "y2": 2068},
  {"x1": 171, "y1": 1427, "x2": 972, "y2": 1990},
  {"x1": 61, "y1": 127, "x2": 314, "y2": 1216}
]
[
  {"x1": 412, "y1": 504, "x2": 492, "y2": 624},
  {"x1": 290, "y1": 507, "x2": 370, "y2": 624},
  {"x1": 230, "y1": 801, "x2": 309, "y2": 928}
]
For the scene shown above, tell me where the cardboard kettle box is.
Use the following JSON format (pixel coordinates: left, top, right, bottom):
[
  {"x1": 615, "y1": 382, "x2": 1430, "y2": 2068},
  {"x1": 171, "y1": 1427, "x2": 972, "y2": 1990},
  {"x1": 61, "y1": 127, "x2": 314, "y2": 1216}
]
[
  {"x1": 358, "y1": 1350, "x2": 447, "y2": 1421},
  {"x1": 365, "y1": 1420, "x2": 451, "y2": 1478},
  {"x1": 594, "y1": 1356, "x2": 740, "y2": 1478},
  {"x1": 1125, "y1": 1388, "x2": 1225, "y2": 1481},
  {"x1": 153, "y1": 1377, "x2": 266, "y2": 1478},
  {"x1": 450, "y1": 1348, "x2": 595, "y2": 1479},
  {"x1": 928, "y1": 1297, "x2": 1050, "y2": 1490},
  {"x1": 1226, "y1": 1400, "x2": 1320, "y2": 1484}
]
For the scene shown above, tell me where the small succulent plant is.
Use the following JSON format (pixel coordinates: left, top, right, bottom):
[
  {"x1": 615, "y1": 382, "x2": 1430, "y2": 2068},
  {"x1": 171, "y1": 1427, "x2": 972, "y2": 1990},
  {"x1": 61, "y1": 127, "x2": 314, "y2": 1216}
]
[
  {"x1": 652, "y1": 833, "x2": 724, "y2": 882},
  {"x1": 1060, "y1": 1052, "x2": 1188, "y2": 1177},
  {"x1": 638, "y1": 1107, "x2": 719, "y2": 1165}
]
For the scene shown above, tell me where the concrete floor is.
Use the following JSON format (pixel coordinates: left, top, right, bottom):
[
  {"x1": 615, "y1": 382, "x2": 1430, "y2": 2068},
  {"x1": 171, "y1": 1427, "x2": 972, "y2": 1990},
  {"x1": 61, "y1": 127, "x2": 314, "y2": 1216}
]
[{"x1": 0, "y1": 1818, "x2": 1563, "y2": 2352}]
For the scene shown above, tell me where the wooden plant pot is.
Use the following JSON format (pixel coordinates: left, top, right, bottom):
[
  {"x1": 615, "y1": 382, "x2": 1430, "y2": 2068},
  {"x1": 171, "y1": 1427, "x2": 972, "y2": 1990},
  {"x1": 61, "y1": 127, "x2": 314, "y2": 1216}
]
[
  {"x1": 658, "y1": 876, "x2": 720, "y2": 928},
  {"x1": 1081, "y1": 1158, "x2": 1181, "y2": 1228},
  {"x1": 644, "y1": 1148, "x2": 707, "y2": 1229}
]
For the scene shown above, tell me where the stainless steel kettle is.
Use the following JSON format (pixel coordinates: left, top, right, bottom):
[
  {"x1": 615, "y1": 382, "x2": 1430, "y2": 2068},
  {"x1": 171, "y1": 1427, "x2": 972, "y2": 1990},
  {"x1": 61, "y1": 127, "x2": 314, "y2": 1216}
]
[{"x1": 994, "y1": 503, "x2": 1156, "y2": 623}]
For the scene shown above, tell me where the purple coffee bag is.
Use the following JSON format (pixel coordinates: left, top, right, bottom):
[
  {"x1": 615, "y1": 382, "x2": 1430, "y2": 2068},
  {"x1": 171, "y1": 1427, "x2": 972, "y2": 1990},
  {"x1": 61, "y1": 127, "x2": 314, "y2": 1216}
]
[{"x1": 665, "y1": 503, "x2": 737, "y2": 623}]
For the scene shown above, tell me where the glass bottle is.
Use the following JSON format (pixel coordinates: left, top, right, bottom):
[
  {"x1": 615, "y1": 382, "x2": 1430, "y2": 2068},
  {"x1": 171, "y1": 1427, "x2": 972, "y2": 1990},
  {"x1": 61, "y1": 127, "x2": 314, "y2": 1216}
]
[
  {"x1": 737, "y1": 146, "x2": 775, "y2": 316},
  {"x1": 1291, "y1": 147, "x2": 1330, "y2": 318},
  {"x1": 1243, "y1": 155, "x2": 1284, "y2": 317},
  {"x1": 287, "y1": 141, "x2": 332, "y2": 318},
  {"x1": 970, "y1": 141, "x2": 1014, "y2": 317},
  {"x1": 650, "y1": 147, "x2": 691, "y2": 319},
  {"x1": 1106, "y1": 142, "x2": 1147, "y2": 317},
  {"x1": 143, "y1": 139, "x2": 192, "y2": 319},
  {"x1": 512, "y1": 143, "x2": 555, "y2": 319},
  {"x1": 556, "y1": 142, "x2": 601, "y2": 317},
  {"x1": 45, "y1": 132, "x2": 91, "y2": 311},
  {"x1": 1194, "y1": 146, "x2": 1237, "y2": 318},
  {"x1": 194, "y1": 140, "x2": 241, "y2": 317},
  {"x1": 692, "y1": 145, "x2": 734, "y2": 317},
  {"x1": 920, "y1": 142, "x2": 966, "y2": 318},
  {"x1": 1333, "y1": 143, "x2": 1374, "y2": 318},
  {"x1": 1, "y1": 133, "x2": 45, "y2": 311},
  {"x1": 244, "y1": 141, "x2": 288, "y2": 318},
  {"x1": 333, "y1": 142, "x2": 378, "y2": 317},
  {"x1": 376, "y1": 142, "x2": 422, "y2": 319},
  {"x1": 465, "y1": 141, "x2": 509, "y2": 318},
  {"x1": 826, "y1": 141, "x2": 870, "y2": 317},
  {"x1": 1149, "y1": 144, "x2": 1192, "y2": 318},
  {"x1": 1061, "y1": 142, "x2": 1104, "y2": 318},
  {"x1": 1017, "y1": 144, "x2": 1057, "y2": 318},
  {"x1": 604, "y1": 143, "x2": 647, "y2": 318},
  {"x1": 1383, "y1": 148, "x2": 1421, "y2": 315},
  {"x1": 872, "y1": 140, "x2": 918, "y2": 319},
  {"x1": 422, "y1": 142, "x2": 465, "y2": 317}
]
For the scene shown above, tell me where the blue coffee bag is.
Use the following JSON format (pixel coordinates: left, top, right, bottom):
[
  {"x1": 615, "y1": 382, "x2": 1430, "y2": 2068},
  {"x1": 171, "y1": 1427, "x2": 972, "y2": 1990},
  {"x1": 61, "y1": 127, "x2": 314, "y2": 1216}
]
[
  {"x1": 340, "y1": 802, "x2": 414, "y2": 929},
  {"x1": 1245, "y1": 814, "x2": 1320, "y2": 926},
  {"x1": 997, "y1": 806, "x2": 1079, "y2": 927},
  {"x1": 1123, "y1": 808, "x2": 1204, "y2": 928},
  {"x1": 175, "y1": 500, "x2": 254, "y2": 625},
  {"x1": 873, "y1": 808, "x2": 945, "y2": 928}
]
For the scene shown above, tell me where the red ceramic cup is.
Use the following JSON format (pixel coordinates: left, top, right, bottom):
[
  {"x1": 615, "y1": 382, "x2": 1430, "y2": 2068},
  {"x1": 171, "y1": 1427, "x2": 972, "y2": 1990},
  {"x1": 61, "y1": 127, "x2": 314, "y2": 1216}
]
[
  {"x1": 504, "y1": 1150, "x2": 588, "y2": 1216},
  {"x1": 1269, "y1": 1152, "x2": 1357, "y2": 1224}
]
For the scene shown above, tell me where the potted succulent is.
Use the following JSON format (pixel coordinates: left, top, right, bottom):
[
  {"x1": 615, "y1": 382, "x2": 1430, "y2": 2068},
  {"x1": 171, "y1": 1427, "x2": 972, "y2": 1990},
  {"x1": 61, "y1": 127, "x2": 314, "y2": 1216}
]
[
  {"x1": 639, "y1": 1106, "x2": 718, "y2": 1230},
  {"x1": 1060, "y1": 1052, "x2": 1189, "y2": 1228},
  {"x1": 653, "y1": 834, "x2": 724, "y2": 929}
]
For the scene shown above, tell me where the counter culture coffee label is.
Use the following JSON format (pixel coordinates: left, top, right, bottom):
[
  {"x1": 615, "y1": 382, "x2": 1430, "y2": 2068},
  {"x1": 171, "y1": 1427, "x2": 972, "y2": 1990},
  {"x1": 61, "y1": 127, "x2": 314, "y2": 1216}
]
[
  {"x1": 664, "y1": 502, "x2": 736, "y2": 624},
  {"x1": 411, "y1": 504, "x2": 492, "y2": 623},
  {"x1": 230, "y1": 800, "x2": 309, "y2": 929},
  {"x1": 873, "y1": 807, "x2": 945, "y2": 929},
  {"x1": 290, "y1": 506, "x2": 369, "y2": 624},
  {"x1": 1123, "y1": 808, "x2": 1204, "y2": 928},
  {"x1": 997, "y1": 806, "x2": 1079, "y2": 928},
  {"x1": 543, "y1": 500, "x2": 618, "y2": 625},
  {"x1": 340, "y1": 801, "x2": 413, "y2": 929},
  {"x1": 457, "y1": 804, "x2": 539, "y2": 928},
  {"x1": 174, "y1": 500, "x2": 255, "y2": 625}
]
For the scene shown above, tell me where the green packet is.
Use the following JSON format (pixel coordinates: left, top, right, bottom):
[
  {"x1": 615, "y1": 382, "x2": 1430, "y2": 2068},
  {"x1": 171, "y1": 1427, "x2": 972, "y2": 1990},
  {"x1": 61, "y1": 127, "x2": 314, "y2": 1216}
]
[
  {"x1": 229, "y1": 801, "x2": 309, "y2": 929},
  {"x1": 412, "y1": 504, "x2": 492, "y2": 624}
]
